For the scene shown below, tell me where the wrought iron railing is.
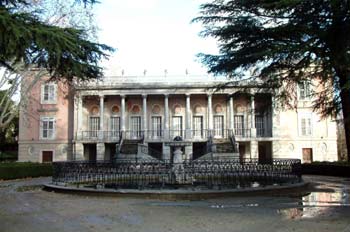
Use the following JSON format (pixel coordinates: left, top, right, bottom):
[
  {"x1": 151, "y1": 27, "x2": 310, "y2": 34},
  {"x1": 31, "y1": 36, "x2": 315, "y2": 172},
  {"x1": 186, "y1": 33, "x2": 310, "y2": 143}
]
[
  {"x1": 52, "y1": 158, "x2": 302, "y2": 190},
  {"x1": 77, "y1": 128, "x2": 271, "y2": 141},
  {"x1": 234, "y1": 128, "x2": 251, "y2": 138},
  {"x1": 256, "y1": 128, "x2": 272, "y2": 137}
]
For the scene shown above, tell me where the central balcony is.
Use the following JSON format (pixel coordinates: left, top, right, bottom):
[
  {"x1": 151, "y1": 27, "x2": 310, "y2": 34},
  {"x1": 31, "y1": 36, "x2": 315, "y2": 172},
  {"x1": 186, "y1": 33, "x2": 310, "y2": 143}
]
[{"x1": 75, "y1": 128, "x2": 270, "y2": 142}]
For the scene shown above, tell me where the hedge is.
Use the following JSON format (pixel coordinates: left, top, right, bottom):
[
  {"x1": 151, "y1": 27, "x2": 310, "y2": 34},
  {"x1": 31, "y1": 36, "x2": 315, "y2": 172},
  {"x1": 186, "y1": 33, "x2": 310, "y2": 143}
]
[
  {"x1": 302, "y1": 162, "x2": 350, "y2": 177},
  {"x1": 0, "y1": 162, "x2": 52, "y2": 180}
]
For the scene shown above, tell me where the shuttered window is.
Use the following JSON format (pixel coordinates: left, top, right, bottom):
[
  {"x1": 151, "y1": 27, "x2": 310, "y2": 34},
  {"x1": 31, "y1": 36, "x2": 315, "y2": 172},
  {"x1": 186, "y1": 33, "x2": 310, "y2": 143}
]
[
  {"x1": 213, "y1": 115, "x2": 224, "y2": 138},
  {"x1": 193, "y1": 116, "x2": 203, "y2": 138},
  {"x1": 40, "y1": 117, "x2": 55, "y2": 139},
  {"x1": 130, "y1": 116, "x2": 142, "y2": 138},
  {"x1": 151, "y1": 116, "x2": 162, "y2": 138},
  {"x1": 110, "y1": 116, "x2": 120, "y2": 137},
  {"x1": 234, "y1": 115, "x2": 244, "y2": 136},
  {"x1": 172, "y1": 116, "x2": 183, "y2": 137},
  {"x1": 89, "y1": 117, "x2": 100, "y2": 137}
]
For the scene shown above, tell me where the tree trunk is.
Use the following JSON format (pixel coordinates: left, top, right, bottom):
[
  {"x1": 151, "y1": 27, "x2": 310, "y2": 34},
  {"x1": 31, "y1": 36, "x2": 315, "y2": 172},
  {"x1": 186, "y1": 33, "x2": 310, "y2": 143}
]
[{"x1": 339, "y1": 77, "x2": 350, "y2": 161}]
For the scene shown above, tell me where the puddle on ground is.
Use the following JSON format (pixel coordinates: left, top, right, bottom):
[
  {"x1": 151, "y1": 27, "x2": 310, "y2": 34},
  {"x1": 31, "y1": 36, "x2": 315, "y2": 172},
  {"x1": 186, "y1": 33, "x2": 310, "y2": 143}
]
[
  {"x1": 278, "y1": 178, "x2": 350, "y2": 219},
  {"x1": 146, "y1": 177, "x2": 350, "y2": 220}
]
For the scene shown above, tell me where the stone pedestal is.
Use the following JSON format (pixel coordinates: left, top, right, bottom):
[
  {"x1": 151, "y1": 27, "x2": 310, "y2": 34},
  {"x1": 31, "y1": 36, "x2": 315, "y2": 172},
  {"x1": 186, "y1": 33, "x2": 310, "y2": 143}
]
[
  {"x1": 96, "y1": 143, "x2": 105, "y2": 161},
  {"x1": 250, "y1": 140, "x2": 258, "y2": 159},
  {"x1": 172, "y1": 147, "x2": 184, "y2": 184},
  {"x1": 75, "y1": 143, "x2": 84, "y2": 161}
]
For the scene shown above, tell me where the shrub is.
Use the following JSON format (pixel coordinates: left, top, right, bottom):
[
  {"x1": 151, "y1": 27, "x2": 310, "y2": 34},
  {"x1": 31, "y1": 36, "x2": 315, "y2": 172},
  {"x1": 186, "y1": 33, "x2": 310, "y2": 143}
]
[
  {"x1": 0, "y1": 162, "x2": 52, "y2": 180},
  {"x1": 302, "y1": 162, "x2": 350, "y2": 177}
]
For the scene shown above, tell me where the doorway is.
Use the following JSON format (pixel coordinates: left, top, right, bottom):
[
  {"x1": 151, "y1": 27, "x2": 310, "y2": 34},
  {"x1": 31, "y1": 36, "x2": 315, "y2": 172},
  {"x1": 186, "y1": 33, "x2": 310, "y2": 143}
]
[
  {"x1": 302, "y1": 148, "x2": 313, "y2": 163},
  {"x1": 84, "y1": 144, "x2": 97, "y2": 161},
  {"x1": 258, "y1": 142, "x2": 272, "y2": 164}
]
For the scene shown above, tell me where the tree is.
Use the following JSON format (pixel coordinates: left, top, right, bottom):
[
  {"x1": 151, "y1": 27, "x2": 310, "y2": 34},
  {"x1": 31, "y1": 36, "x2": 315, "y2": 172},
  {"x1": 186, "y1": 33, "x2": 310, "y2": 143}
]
[
  {"x1": 0, "y1": 0, "x2": 114, "y2": 130},
  {"x1": 193, "y1": 0, "x2": 350, "y2": 161},
  {"x1": 0, "y1": 90, "x2": 18, "y2": 145}
]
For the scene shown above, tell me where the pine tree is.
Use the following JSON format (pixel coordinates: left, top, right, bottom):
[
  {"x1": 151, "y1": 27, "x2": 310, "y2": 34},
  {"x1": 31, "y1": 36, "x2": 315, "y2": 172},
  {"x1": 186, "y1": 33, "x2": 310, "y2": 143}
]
[
  {"x1": 0, "y1": 0, "x2": 113, "y2": 81},
  {"x1": 194, "y1": 0, "x2": 350, "y2": 161}
]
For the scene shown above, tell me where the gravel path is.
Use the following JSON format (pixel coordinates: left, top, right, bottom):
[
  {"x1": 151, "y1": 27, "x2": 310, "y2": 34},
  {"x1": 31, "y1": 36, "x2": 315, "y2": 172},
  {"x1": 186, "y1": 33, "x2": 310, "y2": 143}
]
[{"x1": 0, "y1": 175, "x2": 349, "y2": 232}]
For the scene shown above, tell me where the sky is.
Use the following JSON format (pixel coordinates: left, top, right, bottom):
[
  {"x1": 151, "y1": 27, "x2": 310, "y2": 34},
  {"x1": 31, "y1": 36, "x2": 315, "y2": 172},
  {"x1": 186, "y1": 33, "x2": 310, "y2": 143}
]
[{"x1": 94, "y1": 0, "x2": 218, "y2": 77}]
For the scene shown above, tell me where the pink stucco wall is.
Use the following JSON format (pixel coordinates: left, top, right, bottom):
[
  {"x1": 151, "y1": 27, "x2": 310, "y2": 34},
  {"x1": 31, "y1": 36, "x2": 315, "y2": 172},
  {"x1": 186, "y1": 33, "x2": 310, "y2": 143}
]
[{"x1": 19, "y1": 77, "x2": 73, "y2": 142}]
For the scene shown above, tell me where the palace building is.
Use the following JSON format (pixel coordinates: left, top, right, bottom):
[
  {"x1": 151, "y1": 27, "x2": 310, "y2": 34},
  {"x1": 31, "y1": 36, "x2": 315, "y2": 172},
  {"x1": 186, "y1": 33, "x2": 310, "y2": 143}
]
[{"x1": 18, "y1": 74, "x2": 338, "y2": 163}]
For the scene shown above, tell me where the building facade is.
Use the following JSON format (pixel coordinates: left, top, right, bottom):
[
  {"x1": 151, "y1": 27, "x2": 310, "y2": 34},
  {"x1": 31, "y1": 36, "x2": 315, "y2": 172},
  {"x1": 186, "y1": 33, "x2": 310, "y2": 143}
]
[{"x1": 18, "y1": 75, "x2": 338, "y2": 163}]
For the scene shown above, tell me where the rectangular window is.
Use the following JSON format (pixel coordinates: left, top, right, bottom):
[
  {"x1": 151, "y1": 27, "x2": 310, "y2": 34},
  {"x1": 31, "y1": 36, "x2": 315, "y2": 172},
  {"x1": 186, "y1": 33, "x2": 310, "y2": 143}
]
[
  {"x1": 41, "y1": 83, "x2": 57, "y2": 104},
  {"x1": 298, "y1": 81, "x2": 311, "y2": 100},
  {"x1": 89, "y1": 117, "x2": 100, "y2": 138},
  {"x1": 193, "y1": 116, "x2": 203, "y2": 138},
  {"x1": 234, "y1": 115, "x2": 244, "y2": 136},
  {"x1": 172, "y1": 116, "x2": 183, "y2": 137},
  {"x1": 299, "y1": 114, "x2": 312, "y2": 136},
  {"x1": 110, "y1": 116, "x2": 120, "y2": 138},
  {"x1": 213, "y1": 115, "x2": 224, "y2": 138},
  {"x1": 255, "y1": 115, "x2": 264, "y2": 137},
  {"x1": 40, "y1": 117, "x2": 55, "y2": 139},
  {"x1": 151, "y1": 116, "x2": 162, "y2": 138},
  {"x1": 130, "y1": 116, "x2": 142, "y2": 139}
]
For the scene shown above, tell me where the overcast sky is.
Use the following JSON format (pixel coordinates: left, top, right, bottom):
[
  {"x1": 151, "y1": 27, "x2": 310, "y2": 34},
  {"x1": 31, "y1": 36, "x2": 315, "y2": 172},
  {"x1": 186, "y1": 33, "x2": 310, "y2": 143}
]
[{"x1": 95, "y1": 0, "x2": 218, "y2": 76}]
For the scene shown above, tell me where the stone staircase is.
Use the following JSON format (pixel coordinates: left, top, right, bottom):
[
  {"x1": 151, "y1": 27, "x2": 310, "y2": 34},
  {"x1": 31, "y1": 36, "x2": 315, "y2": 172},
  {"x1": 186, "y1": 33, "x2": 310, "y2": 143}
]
[
  {"x1": 120, "y1": 139, "x2": 139, "y2": 154},
  {"x1": 213, "y1": 139, "x2": 235, "y2": 153}
]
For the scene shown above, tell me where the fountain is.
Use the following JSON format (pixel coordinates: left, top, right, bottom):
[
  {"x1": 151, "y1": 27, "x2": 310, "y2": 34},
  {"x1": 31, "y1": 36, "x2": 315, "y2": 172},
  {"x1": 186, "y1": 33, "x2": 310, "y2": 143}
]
[{"x1": 165, "y1": 136, "x2": 193, "y2": 184}]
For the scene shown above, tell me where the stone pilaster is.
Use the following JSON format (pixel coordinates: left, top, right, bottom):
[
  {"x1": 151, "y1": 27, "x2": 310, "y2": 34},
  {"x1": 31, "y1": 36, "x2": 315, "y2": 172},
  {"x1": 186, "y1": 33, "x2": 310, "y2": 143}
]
[
  {"x1": 96, "y1": 143, "x2": 105, "y2": 160},
  {"x1": 75, "y1": 143, "x2": 84, "y2": 161},
  {"x1": 250, "y1": 140, "x2": 258, "y2": 159},
  {"x1": 162, "y1": 143, "x2": 171, "y2": 160}
]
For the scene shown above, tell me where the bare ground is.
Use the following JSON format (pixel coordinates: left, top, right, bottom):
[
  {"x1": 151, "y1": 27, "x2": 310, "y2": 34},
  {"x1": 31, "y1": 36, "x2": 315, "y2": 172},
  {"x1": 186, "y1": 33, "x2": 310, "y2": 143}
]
[{"x1": 0, "y1": 175, "x2": 349, "y2": 232}]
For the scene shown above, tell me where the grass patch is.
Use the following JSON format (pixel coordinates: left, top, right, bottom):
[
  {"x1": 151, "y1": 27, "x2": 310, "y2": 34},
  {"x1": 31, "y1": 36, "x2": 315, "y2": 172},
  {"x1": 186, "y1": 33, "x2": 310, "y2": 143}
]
[{"x1": 0, "y1": 162, "x2": 52, "y2": 180}]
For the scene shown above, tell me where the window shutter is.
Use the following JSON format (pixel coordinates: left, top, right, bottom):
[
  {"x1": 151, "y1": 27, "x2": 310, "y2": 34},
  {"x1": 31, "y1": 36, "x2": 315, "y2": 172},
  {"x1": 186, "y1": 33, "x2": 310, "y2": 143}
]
[{"x1": 41, "y1": 85, "x2": 45, "y2": 103}]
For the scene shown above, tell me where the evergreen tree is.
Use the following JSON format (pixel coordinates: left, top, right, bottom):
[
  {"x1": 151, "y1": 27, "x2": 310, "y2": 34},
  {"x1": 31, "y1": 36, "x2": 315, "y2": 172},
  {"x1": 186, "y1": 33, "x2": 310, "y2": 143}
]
[
  {"x1": 0, "y1": 0, "x2": 113, "y2": 81},
  {"x1": 194, "y1": 0, "x2": 350, "y2": 161}
]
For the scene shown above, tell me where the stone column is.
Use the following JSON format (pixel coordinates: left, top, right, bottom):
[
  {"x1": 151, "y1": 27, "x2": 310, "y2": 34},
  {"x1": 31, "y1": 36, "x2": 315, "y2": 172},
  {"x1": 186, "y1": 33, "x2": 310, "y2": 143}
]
[
  {"x1": 185, "y1": 93, "x2": 192, "y2": 139},
  {"x1": 121, "y1": 95, "x2": 126, "y2": 131},
  {"x1": 163, "y1": 94, "x2": 170, "y2": 160},
  {"x1": 142, "y1": 94, "x2": 147, "y2": 139},
  {"x1": 99, "y1": 95, "x2": 104, "y2": 139},
  {"x1": 207, "y1": 94, "x2": 213, "y2": 137},
  {"x1": 250, "y1": 94, "x2": 256, "y2": 137},
  {"x1": 164, "y1": 94, "x2": 169, "y2": 139},
  {"x1": 229, "y1": 95, "x2": 234, "y2": 132},
  {"x1": 271, "y1": 95, "x2": 279, "y2": 138},
  {"x1": 77, "y1": 95, "x2": 83, "y2": 139}
]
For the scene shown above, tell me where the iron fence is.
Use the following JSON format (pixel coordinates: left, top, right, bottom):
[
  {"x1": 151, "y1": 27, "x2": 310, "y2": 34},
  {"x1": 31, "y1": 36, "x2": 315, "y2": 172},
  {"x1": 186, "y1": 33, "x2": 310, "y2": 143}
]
[{"x1": 52, "y1": 158, "x2": 302, "y2": 190}]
